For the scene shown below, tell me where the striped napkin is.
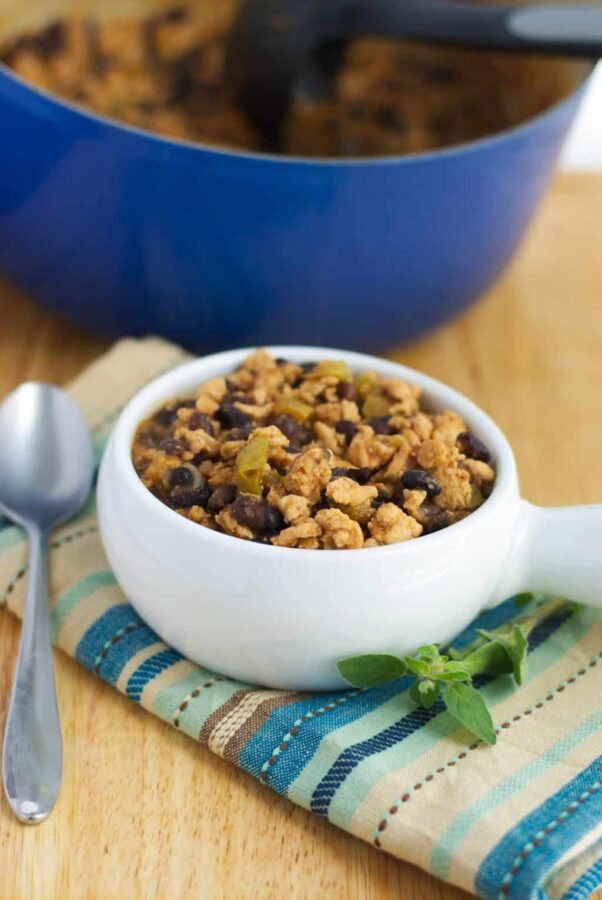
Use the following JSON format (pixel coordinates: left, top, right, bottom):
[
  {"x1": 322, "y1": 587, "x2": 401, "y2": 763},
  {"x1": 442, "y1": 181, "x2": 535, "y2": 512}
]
[{"x1": 1, "y1": 338, "x2": 600, "y2": 900}]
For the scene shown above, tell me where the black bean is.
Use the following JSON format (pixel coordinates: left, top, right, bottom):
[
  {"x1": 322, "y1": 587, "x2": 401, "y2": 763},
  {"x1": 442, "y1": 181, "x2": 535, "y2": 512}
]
[
  {"x1": 401, "y1": 469, "x2": 442, "y2": 497},
  {"x1": 378, "y1": 106, "x2": 398, "y2": 128},
  {"x1": 391, "y1": 481, "x2": 405, "y2": 504},
  {"x1": 188, "y1": 411, "x2": 214, "y2": 435},
  {"x1": 330, "y1": 466, "x2": 350, "y2": 478},
  {"x1": 135, "y1": 431, "x2": 158, "y2": 449},
  {"x1": 482, "y1": 480, "x2": 494, "y2": 500},
  {"x1": 155, "y1": 6, "x2": 188, "y2": 24},
  {"x1": 17, "y1": 20, "x2": 65, "y2": 59},
  {"x1": 168, "y1": 466, "x2": 194, "y2": 487},
  {"x1": 159, "y1": 437, "x2": 188, "y2": 456},
  {"x1": 153, "y1": 406, "x2": 178, "y2": 427},
  {"x1": 92, "y1": 57, "x2": 110, "y2": 78},
  {"x1": 230, "y1": 495, "x2": 265, "y2": 528},
  {"x1": 290, "y1": 362, "x2": 317, "y2": 388},
  {"x1": 225, "y1": 422, "x2": 254, "y2": 441},
  {"x1": 180, "y1": 398, "x2": 197, "y2": 408},
  {"x1": 171, "y1": 65, "x2": 200, "y2": 102},
  {"x1": 168, "y1": 463, "x2": 202, "y2": 491},
  {"x1": 294, "y1": 426, "x2": 313, "y2": 447},
  {"x1": 215, "y1": 404, "x2": 253, "y2": 430},
  {"x1": 207, "y1": 484, "x2": 237, "y2": 512},
  {"x1": 433, "y1": 65, "x2": 455, "y2": 84},
  {"x1": 336, "y1": 381, "x2": 356, "y2": 401},
  {"x1": 170, "y1": 482, "x2": 209, "y2": 509},
  {"x1": 330, "y1": 466, "x2": 374, "y2": 484},
  {"x1": 264, "y1": 505, "x2": 285, "y2": 531},
  {"x1": 369, "y1": 418, "x2": 393, "y2": 435},
  {"x1": 335, "y1": 420, "x2": 357, "y2": 444},
  {"x1": 421, "y1": 505, "x2": 453, "y2": 533},
  {"x1": 231, "y1": 496, "x2": 284, "y2": 532},
  {"x1": 269, "y1": 414, "x2": 298, "y2": 440},
  {"x1": 456, "y1": 431, "x2": 491, "y2": 462},
  {"x1": 370, "y1": 487, "x2": 391, "y2": 509}
]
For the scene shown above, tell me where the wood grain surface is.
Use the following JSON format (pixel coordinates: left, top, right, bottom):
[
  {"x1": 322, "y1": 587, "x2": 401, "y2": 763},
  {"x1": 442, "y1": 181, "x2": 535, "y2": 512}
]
[{"x1": 0, "y1": 172, "x2": 601, "y2": 900}]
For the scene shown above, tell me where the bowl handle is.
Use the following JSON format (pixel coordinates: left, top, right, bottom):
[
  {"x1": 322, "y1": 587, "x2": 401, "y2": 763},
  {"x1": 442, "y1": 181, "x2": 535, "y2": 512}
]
[{"x1": 494, "y1": 499, "x2": 602, "y2": 608}]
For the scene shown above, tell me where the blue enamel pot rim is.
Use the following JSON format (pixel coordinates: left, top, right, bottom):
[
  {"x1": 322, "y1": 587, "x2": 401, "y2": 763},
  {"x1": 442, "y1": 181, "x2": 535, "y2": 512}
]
[{"x1": 0, "y1": 56, "x2": 593, "y2": 168}]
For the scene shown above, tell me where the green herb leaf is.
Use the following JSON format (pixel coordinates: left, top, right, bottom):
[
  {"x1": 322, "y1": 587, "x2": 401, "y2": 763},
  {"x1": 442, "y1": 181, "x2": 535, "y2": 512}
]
[
  {"x1": 404, "y1": 656, "x2": 431, "y2": 676},
  {"x1": 435, "y1": 661, "x2": 472, "y2": 682},
  {"x1": 510, "y1": 625, "x2": 528, "y2": 685},
  {"x1": 412, "y1": 679, "x2": 441, "y2": 708},
  {"x1": 416, "y1": 644, "x2": 442, "y2": 663},
  {"x1": 478, "y1": 624, "x2": 529, "y2": 686},
  {"x1": 337, "y1": 654, "x2": 406, "y2": 688},
  {"x1": 442, "y1": 682, "x2": 497, "y2": 745},
  {"x1": 514, "y1": 592, "x2": 535, "y2": 608},
  {"x1": 409, "y1": 680, "x2": 422, "y2": 705},
  {"x1": 461, "y1": 640, "x2": 514, "y2": 677}
]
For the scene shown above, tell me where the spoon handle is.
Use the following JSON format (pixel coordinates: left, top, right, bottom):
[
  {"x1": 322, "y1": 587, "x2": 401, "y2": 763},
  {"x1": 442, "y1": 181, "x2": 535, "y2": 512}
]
[
  {"x1": 2, "y1": 526, "x2": 62, "y2": 823},
  {"x1": 348, "y1": 0, "x2": 602, "y2": 57}
]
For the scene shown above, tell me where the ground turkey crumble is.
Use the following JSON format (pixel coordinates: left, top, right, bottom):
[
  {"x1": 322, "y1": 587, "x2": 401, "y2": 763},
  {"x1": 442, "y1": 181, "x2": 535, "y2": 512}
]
[{"x1": 132, "y1": 349, "x2": 495, "y2": 549}]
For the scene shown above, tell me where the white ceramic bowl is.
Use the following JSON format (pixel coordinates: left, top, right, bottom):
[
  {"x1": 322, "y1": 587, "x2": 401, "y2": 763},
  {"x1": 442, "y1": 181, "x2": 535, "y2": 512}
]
[{"x1": 97, "y1": 347, "x2": 602, "y2": 690}]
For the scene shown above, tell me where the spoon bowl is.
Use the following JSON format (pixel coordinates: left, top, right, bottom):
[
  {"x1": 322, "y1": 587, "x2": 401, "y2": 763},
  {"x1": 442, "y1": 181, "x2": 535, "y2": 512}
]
[{"x1": 0, "y1": 382, "x2": 93, "y2": 527}]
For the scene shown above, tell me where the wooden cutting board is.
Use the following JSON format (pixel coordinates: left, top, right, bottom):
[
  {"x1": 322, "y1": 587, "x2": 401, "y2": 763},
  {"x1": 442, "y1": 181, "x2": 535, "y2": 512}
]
[{"x1": 0, "y1": 172, "x2": 601, "y2": 900}]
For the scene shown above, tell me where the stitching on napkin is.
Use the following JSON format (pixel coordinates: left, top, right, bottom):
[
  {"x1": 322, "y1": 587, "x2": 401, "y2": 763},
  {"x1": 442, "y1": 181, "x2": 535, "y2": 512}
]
[
  {"x1": 0, "y1": 524, "x2": 100, "y2": 607},
  {"x1": 373, "y1": 653, "x2": 602, "y2": 848},
  {"x1": 497, "y1": 778, "x2": 602, "y2": 899},
  {"x1": 172, "y1": 677, "x2": 225, "y2": 728},
  {"x1": 259, "y1": 690, "x2": 362, "y2": 784},
  {"x1": 93, "y1": 621, "x2": 141, "y2": 674}
]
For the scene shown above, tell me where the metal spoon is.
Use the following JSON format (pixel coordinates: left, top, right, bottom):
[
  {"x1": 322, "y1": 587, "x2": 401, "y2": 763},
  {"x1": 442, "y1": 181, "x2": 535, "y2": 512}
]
[
  {"x1": 0, "y1": 382, "x2": 93, "y2": 823},
  {"x1": 226, "y1": 0, "x2": 602, "y2": 145}
]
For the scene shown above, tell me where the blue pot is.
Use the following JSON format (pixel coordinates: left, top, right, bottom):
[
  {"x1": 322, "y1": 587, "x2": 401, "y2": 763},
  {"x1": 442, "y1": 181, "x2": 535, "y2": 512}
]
[{"x1": 0, "y1": 64, "x2": 589, "y2": 352}]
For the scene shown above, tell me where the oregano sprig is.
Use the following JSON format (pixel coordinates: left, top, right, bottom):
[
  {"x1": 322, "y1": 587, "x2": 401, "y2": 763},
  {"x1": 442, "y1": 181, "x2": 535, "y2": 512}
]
[{"x1": 337, "y1": 597, "x2": 569, "y2": 746}]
